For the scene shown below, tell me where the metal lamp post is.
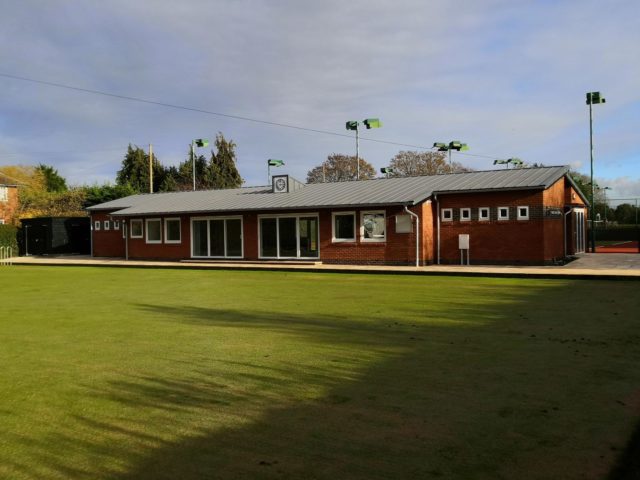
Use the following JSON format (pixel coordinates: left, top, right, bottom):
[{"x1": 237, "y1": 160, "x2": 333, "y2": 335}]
[
  {"x1": 433, "y1": 141, "x2": 469, "y2": 167},
  {"x1": 493, "y1": 158, "x2": 523, "y2": 169},
  {"x1": 587, "y1": 91, "x2": 606, "y2": 252},
  {"x1": 191, "y1": 138, "x2": 209, "y2": 191},
  {"x1": 380, "y1": 167, "x2": 394, "y2": 178},
  {"x1": 267, "y1": 159, "x2": 285, "y2": 184},
  {"x1": 346, "y1": 118, "x2": 382, "y2": 180}
]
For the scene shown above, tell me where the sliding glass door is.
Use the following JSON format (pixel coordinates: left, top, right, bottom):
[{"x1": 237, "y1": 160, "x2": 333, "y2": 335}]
[
  {"x1": 259, "y1": 215, "x2": 319, "y2": 259},
  {"x1": 191, "y1": 217, "x2": 243, "y2": 258}
]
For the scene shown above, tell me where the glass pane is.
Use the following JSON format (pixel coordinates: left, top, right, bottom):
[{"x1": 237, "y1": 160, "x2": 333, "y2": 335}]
[
  {"x1": 209, "y1": 220, "x2": 225, "y2": 257},
  {"x1": 299, "y1": 217, "x2": 318, "y2": 258},
  {"x1": 363, "y1": 213, "x2": 385, "y2": 239},
  {"x1": 260, "y1": 218, "x2": 277, "y2": 257},
  {"x1": 147, "y1": 220, "x2": 161, "y2": 241},
  {"x1": 278, "y1": 217, "x2": 297, "y2": 257},
  {"x1": 226, "y1": 219, "x2": 242, "y2": 257},
  {"x1": 131, "y1": 220, "x2": 142, "y2": 237},
  {"x1": 335, "y1": 214, "x2": 354, "y2": 240},
  {"x1": 166, "y1": 219, "x2": 181, "y2": 241},
  {"x1": 192, "y1": 220, "x2": 208, "y2": 256}
]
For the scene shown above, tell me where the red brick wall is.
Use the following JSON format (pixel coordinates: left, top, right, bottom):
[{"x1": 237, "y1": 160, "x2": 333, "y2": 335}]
[
  {"x1": 0, "y1": 185, "x2": 19, "y2": 224},
  {"x1": 92, "y1": 207, "x2": 426, "y2": 265},
  {"x1": 435, "y1": 189, "x2": 560, "y2": 265}
]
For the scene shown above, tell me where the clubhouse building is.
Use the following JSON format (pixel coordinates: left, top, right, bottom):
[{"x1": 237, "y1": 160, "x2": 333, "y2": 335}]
[{"x1": 87, "y1": 166, "x2": 588, "y2": 266}]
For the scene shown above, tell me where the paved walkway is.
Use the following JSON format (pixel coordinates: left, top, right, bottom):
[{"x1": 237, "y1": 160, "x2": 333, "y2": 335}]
[{"x1": 4, "y1": 253, "x2": 640, "y2": 279}]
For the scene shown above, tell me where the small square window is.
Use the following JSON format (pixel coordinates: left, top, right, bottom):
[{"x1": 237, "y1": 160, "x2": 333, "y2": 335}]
[
  {"x1": 498, "y1": 207, "x2": 510, "y2": 221},
  {"x1": 361, "y1": 211, "x2": 385, "y2": 242},
  {"x1": 517, "y1": 206, "x2": 530, "y2": 220},
  {"x1": 113, "y1": 220, "x2": 120, "y2": 230},
  {"x1": 332, "y1": 212, "x2": 356, "y2": 242},
  {"x1": 104, "y1": 220, "x2": 110, "y2": 231},
  {"x1": 441, "y1": 208, "x2": 453, "y2": 222},
  {"x1": 94, "y1": 220, "x2": 101, "y2": 231},
  {"x1": 130, "y1": 219, "x2": 143, "y2": 238},
  {"x1": 460, "y1": 208, "x2": 471, "y2": 222},
  {"x1": 479, "y1": 207, "x2": 490, "y2": 221}
]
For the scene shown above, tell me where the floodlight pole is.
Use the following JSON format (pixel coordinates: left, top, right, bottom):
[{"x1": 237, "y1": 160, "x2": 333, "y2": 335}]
[
  {"x1": 356, "y1": 125, "x2": 360, "y2": 180},
  {"x1": 589, "y1": 100, "x2": 595, "y2": 252},
  {"x1": 191, "y1": 140, "x2": 196, "y2": 191}
]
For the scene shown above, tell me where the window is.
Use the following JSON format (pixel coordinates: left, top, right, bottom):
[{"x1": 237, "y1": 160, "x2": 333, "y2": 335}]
[
  {"x1": 104, "y1": 220, "x2": 110, "y2": 231},
  {"x1": 0, "y1": 186, "x2": 7, "y2": 202},
  {"x1": 479, "y1": 207, "x2": 490, "y2": 221},
  {"x1": 517, "y1": 206, "x2": 530, "y2": 220},
  {"x1": 113, "y1": 220, "x2": 120, "y2": 230},
  {"x1": 361, "y1": 211, "x2": 385, "y2": 242},
  {"x1": 94, "y1": 220, "x2": 101, "y2": 231},
  {"x1": 146, "y1": 219, "x2": 162, "y2": 243},
  {"x1": 332, "y1": 212, "x2": 356, "y2": 242},
  {"x1": 192, "y1": 217, "x2": 244, "y2": 258},
  {"x1": 460, "y1": 208, "x2": 471, "y2": 222},
  {"x1": 0, "y1": 219, "x2": 5, "y2": 225},
  {"x1": 130, "y1": 219, "x2": 143, "y2": 238},
  {"x1": 164, "y1": 218, "x2": 181, "y2": 243},
  {"x1": 441, "y1": 208, "x2": 453, "y2": 222},
  {"x1": 498, "y1": 207, "x2": 510, "y2": 221},
  {"x1": 258, "y1": 215, "x2": 318, "y2": 258}
]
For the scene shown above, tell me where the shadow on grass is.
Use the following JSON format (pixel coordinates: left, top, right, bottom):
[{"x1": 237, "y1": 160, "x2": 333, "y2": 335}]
[{"x1": 8, "y1": 279, "x2": 640, "y2": 479}]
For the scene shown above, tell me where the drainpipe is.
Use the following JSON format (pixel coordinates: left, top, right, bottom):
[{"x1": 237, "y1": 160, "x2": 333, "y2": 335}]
[
  {"x1": 564, "y1": 207, "x2": 573, "y2": 258},
  {"x1": 89, "y1": 216, "x2": 94, "y2": 257},
  {"x1": 434, "y1": 194, "x2": 440, "y2": 264},
  {"x1": 404, "y1": 205, "x2": 420, "y2": 267}
]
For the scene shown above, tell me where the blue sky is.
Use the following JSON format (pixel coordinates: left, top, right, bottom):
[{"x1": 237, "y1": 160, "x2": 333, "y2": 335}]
[{"x1": 1, "y1": 0, "x2": 639, "y2": 202}]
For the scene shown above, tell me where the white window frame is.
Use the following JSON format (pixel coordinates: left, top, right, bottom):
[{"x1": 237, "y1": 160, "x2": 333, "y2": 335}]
[
  {"x1": 122, "y1": 222, "x2": 127, "y2": 239},
  {"x1": 498, "y1": 206, "x2": 510, "y2": 221},
  {"x1": 191, "y1": 216, "x2": 244, "y2": 258},
  {"x1": 130, "y1": 219, "x2": 143, "y2": 238},
  {"x1": 517, "y1": 206, "x2": 530, "y2": 221},
  {"x1": 0, "y1": 219, "x2": 5, "y2": 225},
  {"x1": 257, "y1": 213, "x2": 320, "y2": 259},
  {"x1": 0, "y1": 186, "x2": 8, "y2": 202},
  {"x1": 460, "y1": 208, "x2": 471, "y2": 222},
  {"x1": 360, "y1": 210, "x2": 386, "y2": 243},
  {"x1": 479, "y1": 207, "x2": 490, "y2": 221},
  {"x1": 164, "y1": 217, "x2": 182, "y2": 244},
  {"x1": 331, "y1": 211, "x2": 356, "y2": 242},
  {"x1": 104, "y1": 220, "x2": 110, "y2": 231},
  {"x1": 94, "y1": 220, "x2": 101, "y2": 231},
  {"x1": 145, "y1": 218, "x2": 162, "y2": 244},
  {"x1": 113, "y1": 220, "x2": 120, "y2": 230},
  {"x1": 441, "y1": 208, "x2": 453, "y2": 222}
]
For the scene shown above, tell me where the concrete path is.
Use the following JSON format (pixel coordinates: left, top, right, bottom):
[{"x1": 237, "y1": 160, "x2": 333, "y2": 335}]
[{"x1": 4, "y1": 253, "x2": 640, "y2": 279}]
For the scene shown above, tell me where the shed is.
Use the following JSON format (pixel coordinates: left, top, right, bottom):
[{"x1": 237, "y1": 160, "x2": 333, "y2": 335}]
[{"x1": 20, "y1": 217, "x2": 90, "y2": 256}]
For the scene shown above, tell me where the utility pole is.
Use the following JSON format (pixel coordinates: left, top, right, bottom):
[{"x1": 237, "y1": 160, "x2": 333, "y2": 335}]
[{"x1": 149, "y1": 143, "x2": 153, "y2": 193}]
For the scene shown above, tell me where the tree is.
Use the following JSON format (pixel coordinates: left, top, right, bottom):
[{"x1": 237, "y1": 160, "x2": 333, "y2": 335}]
[
  {"x1": 116, "y1": 144, "x2": 165, "y2": 193},
  {"x1": 387, "y1": 151, "x2": 469, "y2": 177},
  {"x1": 209, "y1": 133, "x2": 243, "y2": 189},
  {"x1": 306, "y1": 154, "x2": 376, "y2": 183},
  {"x1": 36, "y1": 164, "x2": 67, "y2": 192},
  {"x1": 175, "y1": 152, "x2": 209, "y2": 191},
  {"x1": 82, "y1": 183, "x2": 137, "y2": 209}
]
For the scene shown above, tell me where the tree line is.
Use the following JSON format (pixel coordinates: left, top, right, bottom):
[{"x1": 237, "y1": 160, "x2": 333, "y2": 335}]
[{"x1": 0, "y1": 132, "x2": 242, "y2": 222}]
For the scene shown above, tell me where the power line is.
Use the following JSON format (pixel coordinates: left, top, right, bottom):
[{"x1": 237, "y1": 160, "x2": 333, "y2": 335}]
[{"x1": 0, "y1": 72, "x2": 504, "y2": 160}]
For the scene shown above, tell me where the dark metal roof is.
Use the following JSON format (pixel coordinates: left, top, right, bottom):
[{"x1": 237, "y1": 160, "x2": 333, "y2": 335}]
[{"x1": 87, "y1": 166, "x2": 572, "y2": 216}]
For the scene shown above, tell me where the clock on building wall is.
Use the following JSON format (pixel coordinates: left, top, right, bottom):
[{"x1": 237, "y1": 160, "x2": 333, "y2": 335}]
[{"x1": 273, "y1": 175, "x2": 289, "y2": 193}]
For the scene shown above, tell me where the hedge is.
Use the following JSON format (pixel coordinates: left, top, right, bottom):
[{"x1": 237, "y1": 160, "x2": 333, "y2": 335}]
[{"x1": 0, "y1": 224, "x2": 19, "y2": 252}]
